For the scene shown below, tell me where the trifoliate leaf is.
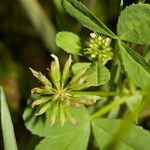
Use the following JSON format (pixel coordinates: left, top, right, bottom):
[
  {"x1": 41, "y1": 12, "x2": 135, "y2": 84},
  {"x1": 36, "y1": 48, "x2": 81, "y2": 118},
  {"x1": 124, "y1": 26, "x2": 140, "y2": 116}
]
[
  {"x1": 117, "y1": 3, "x2": 150, "y2": 45},
  {"x1": 62, "y1": 0, "x2": 117, "y2": 39},
  {"x1": 23, "y1": 106, "x2": 90, "y2": 140},
  {"x1": 118, "y1": 41, "x2": 150, "y2": 90}
]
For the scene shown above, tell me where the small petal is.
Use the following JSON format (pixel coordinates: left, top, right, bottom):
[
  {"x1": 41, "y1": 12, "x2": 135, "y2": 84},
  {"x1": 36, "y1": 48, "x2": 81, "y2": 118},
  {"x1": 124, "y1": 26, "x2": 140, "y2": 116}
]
[
  {"x1": 31, "y1": 97, "x2": 50, "y2": 108},
  {"x1": 30, "y1": 67, "x2": 52, "y2": 86},
  {"x1": 44, "y1": 85, "x2": 53, "y2": 94},
  {"x1": 59, "y1": 104, "x2": 65, "y2": 127},
  {"x1": 31, "y1": 85, "x2": 53, "y2": 95},
  {"x1": 50, "y1": 54, "x2": 61, "y2": 89},
  {"x1": 35, "y1": 102, "x2": 51, "y2": 115},
  {"x1": 50, "y1": 103, "x2": 59, "y2": 126},
  {"x1": 69, "y1": 67, "x2": 88, "y2": 89},
  {"x1": 62, "y1": 55, "x2": 72, "y2": 87}
]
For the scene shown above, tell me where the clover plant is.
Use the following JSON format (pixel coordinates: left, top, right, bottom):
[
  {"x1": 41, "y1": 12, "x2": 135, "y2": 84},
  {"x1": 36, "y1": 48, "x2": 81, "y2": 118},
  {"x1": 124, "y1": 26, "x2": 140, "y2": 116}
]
[{"x1": 23, "y1": 0, "x2": 150, "y2": 150}]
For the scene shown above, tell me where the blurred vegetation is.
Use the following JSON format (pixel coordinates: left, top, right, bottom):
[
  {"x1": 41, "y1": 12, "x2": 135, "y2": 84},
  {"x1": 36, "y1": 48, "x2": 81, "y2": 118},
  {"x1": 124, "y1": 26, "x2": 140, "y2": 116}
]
[{"x1": 0, "y1": 0, "x2": 150, "y2": 149}]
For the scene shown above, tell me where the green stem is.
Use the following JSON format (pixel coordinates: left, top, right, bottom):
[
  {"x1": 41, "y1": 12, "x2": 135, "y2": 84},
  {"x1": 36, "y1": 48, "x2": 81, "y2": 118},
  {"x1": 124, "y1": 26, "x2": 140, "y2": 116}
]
[
  {"x1": 70, "y1": 91, "x2": 122, "y2": 97},
  {"x1": 90, "y1": 97, "x2": 127, "y2": 120}
]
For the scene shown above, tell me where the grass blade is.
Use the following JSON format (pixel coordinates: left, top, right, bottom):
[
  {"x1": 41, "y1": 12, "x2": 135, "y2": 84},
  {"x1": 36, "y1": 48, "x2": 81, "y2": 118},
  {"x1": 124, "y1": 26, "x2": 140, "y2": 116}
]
[{"x1": 0, "y1": 86, "x2": 18, "y2": 150}]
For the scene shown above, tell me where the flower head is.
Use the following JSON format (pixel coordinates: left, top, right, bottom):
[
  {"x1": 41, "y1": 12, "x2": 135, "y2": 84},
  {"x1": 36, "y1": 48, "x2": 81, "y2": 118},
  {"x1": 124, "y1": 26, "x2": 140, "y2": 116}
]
[
  {"x1": 30, "y1": 54, "x2": 100, "y2": 126},
  {"x1": 84, "y1": 33, "x2": 113, "y2": 64}
]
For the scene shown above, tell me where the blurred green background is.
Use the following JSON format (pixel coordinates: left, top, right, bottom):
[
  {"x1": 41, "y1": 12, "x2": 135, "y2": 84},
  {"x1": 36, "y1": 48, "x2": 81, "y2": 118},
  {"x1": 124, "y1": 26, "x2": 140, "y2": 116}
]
[{"x1": 0, "y1": 0, "x2": 150, "y2": 149}]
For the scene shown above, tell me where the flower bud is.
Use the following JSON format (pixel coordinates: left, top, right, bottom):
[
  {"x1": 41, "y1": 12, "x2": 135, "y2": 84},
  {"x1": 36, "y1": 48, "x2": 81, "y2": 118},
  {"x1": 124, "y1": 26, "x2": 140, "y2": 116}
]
[
  {"x1": 105, "y1": 37, "x2": 111, "y2": 44},
  {"x1": 84, "y1": 33, "x2": 113, "y2": 63},
  {"x1": 98, "y1": 36, "x2": 102, "y2": 41},
  {"x1": 91, "y1": 54, "x2": 96, "y2": 58},
  {"x1": 90, "y1": 33, "x2": 97, "y2": 38}
]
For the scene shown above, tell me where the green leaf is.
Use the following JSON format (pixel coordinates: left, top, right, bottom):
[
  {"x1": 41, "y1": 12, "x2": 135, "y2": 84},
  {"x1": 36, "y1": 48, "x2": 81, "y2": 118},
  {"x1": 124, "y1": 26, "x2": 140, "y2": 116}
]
[
  {"x1": 87, "y1": 62, "x2": 110, "y2": 86},
  {"x1": 56, "y1": 31, "x2": 81, "y2": 54},
  {"x1": 72, "y1": 62, "x2": 110, "y2": 86},
  {"x1": 62, "y1": 0, "x2": 117, "y2": 39},
  {"x1": 35, "y1": 114, "x2": 90, "y2": 150},
  {"x1": 23, "y1": 106, "x2": 90, "y2": 139},
  {"x1": 117, "y1": 3, "x2": 150, "y2": 45},
  {"x1": 92, "y1": 118, "x2": 150, "y2": 150},
  {"x1": 72, "y1": 62, "x2": 91, "y2": 73},
  {"x1": 118, "y1": 41, "x2": 150, "y2": 90},
  {"x1": 0, "y1": 87, "x2": 18, "y2": 150}
]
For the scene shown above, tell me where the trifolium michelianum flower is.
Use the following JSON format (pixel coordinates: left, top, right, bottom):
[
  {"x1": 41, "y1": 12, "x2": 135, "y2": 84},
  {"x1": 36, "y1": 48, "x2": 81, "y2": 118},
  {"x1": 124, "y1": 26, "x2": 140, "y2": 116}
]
[{"x1": 30, "y1": 54, "x2": 100, "y2": 126}]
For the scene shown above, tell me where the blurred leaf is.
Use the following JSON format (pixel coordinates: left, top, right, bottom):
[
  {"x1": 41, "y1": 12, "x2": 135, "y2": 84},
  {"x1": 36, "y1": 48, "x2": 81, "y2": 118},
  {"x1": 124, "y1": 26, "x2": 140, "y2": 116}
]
[
  {"x1": 92, "y1": 118, "x2": 150, "y2": 150},
  {"x1": 56, "y1": 31, "x2": 81, "y2": 54},
  {"x1": 62, "y1": 0, "x2": 117, "y2": 38},
  {"x1": 53, "y1": 0, "x2": 69, "y2": 30},
  {"x1": 19, "y1": 0, "x2": 58, "y2": 52},
  {"x1": 23, "y1": 106, "x2": 90, "y2": 138},
  {"x1": 0, "y1": 87, "x2": 18, "y2": 150},
  {"x1": 117, "y1": 3, "x2": 150, "y2": 45},
  {"x1": 53, "y1": 0, "x2": 64, "y2": 13},
  {"x1": 118, "y1": 41, "x2": 150, "y2": 90}
]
